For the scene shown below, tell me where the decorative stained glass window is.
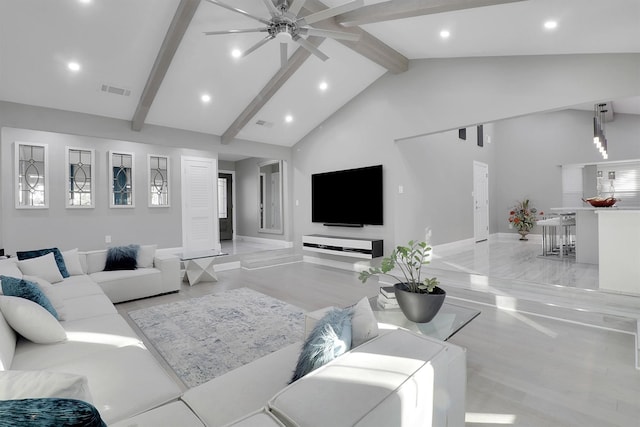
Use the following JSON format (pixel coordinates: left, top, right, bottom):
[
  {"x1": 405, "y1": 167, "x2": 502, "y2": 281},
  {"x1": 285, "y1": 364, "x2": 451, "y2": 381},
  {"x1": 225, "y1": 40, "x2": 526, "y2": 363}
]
[
  {"x1": 109, "y1": 151, "x2": 134, "y2": 208},
  {"x1": 15, "y1": 142, "x2": 48, "y2": 209},
  {"x1": 148, "y1": 154, "x2": 169, "y2": 207},
  {"x1": 66, "y1": 147, "x2": 95, "y2": 208}
]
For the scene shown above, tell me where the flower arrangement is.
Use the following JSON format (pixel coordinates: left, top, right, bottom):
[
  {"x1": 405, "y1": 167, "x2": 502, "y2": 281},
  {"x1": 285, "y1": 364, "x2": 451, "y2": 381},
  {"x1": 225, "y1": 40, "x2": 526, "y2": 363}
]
[{"x1": 508, "y1": 199, "x2": 543, "y2": 232}]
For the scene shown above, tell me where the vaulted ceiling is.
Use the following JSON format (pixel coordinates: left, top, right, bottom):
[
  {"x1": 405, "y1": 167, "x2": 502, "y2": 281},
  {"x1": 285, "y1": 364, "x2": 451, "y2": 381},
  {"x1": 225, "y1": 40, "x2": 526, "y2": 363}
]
[{"x1": 0, "y1": 0, "x2": 638, "y2": 149}]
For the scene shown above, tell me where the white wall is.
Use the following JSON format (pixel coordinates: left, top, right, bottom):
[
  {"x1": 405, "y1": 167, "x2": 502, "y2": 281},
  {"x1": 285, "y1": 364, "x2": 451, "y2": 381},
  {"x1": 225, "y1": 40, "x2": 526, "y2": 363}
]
[
  {"x1": 292, "y1": 53, "x2": 640, "y2": 251},
  {"x1": 0, "y1": 101, "x2": 292, "y2": 252}
]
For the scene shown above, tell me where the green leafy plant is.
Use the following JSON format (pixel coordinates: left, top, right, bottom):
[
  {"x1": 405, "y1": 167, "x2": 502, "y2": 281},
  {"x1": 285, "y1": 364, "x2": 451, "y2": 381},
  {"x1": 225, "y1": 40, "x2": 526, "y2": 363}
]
[{"x1": 358, "y1": 240, "x2": 439, "y2": 293}]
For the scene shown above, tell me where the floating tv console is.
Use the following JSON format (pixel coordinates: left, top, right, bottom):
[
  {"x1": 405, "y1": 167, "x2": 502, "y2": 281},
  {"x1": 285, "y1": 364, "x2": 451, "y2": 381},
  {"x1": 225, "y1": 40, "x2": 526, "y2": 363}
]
[{"x1": 302, "y1": 234, "x2": 383, "y2": 259}]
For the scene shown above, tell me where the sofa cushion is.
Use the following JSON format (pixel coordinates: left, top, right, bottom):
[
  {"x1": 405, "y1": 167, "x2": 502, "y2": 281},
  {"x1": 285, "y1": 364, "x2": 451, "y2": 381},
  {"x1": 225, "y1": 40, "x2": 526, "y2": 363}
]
[
  {"x1": 269, "y1": 329, "x2": 464, "y2": 427},
  {"x1": 110, "y1": 401, "x2": 205, "y2": 427},
  {"x1": 0, "y1": 296, "x2": 66, "y2": 344},
  {"x1": 137, "y1": 244, "x2": 157, "y2": 268},
  {"x1": 0, "y1": 309, "x2": 16, "y2": 370},
  {"x1": 104, "y1": 245, "x2": 139, "y2": 271},
  {"x1": 350, "y1": 296, "x2": 379, "y2": 348},
  {"x1": 62, "y1": 249, "x2": 85, "y2": 276},
  {"x1": 89, "y1": 268, "x2": 162, "y2": 304},
  {"x1": 84, "y1": 250, "x2": 108, "y2": 275},
  {"x1": 1, "y1": 275, "x2": 59, "y2": 319},
  {"x1": 225, "y1": 409, "x2": 286, "y2": 427},
  {"x1": 0, "y1": 398, "x2": 105, "y2": 427},
  {"x1": 290, "y1": 307, "x2": 352, "y2": 383},
  {"x1": 41, "y1": 346, "x2": 182, "y2": 424},
  {"x1": 16, "y1": 252, "x2": 64, "y2": 283},
  {"x1": 12, "y1": 314, "x2": 140, "y2": 370},
  {"x1": 0, "y1": 370, "x2": 93, "y2": 402},
  {"x1": 16, "y1": 247, "x2": 70, "y2": 278},
  {"x1": 23, "y1": 275, "x2": 67, "y2": 321},
  {"x1": 182, "y1": 342, "x2": 301, "y2": 427}
]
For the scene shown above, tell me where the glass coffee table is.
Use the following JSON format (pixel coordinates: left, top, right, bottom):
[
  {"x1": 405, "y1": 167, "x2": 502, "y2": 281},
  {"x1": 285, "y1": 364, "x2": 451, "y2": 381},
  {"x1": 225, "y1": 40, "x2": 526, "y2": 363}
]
[
  {"x1": 369, "y1": 296, "x2": 480, "y2": 341},
  {"x1": 180, "y1": 249, "x2": 228, "y2": 286}
]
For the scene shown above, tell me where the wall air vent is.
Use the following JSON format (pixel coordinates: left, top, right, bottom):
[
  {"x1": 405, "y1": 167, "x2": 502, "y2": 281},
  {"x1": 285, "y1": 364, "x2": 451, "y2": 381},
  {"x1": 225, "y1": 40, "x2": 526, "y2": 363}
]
[
  {"x1": 255, "y1": 119, "x2": 274, "y2": 128},
  {"x1": 100, "y1": 84, "x2": 131, "y2": 97}
]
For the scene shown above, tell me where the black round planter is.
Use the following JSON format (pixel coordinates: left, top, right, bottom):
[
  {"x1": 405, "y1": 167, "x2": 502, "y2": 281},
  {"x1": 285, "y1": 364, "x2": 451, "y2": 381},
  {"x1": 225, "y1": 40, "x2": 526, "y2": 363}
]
[{"x1": 393, "y1": 283, "x2": 446, "y2": 323}]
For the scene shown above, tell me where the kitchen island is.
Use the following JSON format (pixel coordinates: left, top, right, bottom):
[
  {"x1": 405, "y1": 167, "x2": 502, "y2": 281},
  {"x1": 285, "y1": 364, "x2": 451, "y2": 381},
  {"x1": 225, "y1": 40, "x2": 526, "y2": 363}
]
[{"x1": 596, "y1": 209, "x2": 640, "y2": 295}]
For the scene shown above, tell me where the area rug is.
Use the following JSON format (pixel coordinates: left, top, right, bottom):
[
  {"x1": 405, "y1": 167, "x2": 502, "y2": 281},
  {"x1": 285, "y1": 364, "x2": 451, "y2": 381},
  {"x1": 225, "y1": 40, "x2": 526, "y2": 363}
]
[{"x1": 128, "y1": 288, "x2": 304, "y2": 388}]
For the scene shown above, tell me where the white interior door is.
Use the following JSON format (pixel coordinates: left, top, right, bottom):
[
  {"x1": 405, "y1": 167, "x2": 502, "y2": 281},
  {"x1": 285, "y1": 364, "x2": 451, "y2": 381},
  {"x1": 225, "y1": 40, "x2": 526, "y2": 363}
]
[
  {"x1": 181, "y1": 156, "x2": 220, "y2": 252},
  {"x1": 473, "y1": 161, "x2": 489, "y2": 242}
]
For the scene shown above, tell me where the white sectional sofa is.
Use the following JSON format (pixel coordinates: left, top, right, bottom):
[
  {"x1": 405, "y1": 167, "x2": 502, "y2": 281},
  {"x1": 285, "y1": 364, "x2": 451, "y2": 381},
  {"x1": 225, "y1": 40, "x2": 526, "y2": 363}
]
[
  {"x1": 115, "y1": 319, "x2": 467, "y2": 427},
  {"x1": 0, "y1": 247, "x2": 183, "y2": 424},
  {"x1": 79, "y1": 247, "x2": 180, "y2": 303},
  {"x1": 0, "y1": 247, "x2": 467, "y2": 426}
]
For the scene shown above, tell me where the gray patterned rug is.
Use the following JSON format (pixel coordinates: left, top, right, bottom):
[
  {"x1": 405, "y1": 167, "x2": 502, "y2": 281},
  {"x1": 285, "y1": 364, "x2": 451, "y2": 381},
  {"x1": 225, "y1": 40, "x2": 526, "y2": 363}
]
[{"x1": 128, "y1": 288, "x2": 304, "y2": 388}]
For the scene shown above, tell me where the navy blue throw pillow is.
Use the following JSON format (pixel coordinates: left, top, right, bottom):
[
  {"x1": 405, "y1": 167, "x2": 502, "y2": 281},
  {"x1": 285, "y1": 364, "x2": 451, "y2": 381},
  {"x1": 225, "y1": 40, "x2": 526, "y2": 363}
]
[
  {"x1": 0, "y1": 398, "x2": 106, "y2": 426},
  {"x1": 290, "y1": 307, "x2": 352, "y2": 383},
  {"x1": 1, "y1": 275, "x2": 59, "y2": 319},
  {"x1": 104, "y1": 244, "x2": 140, "y2": 271},
  {"x1": 16, "y1": 248, "x2": 70, "y2": 278}
]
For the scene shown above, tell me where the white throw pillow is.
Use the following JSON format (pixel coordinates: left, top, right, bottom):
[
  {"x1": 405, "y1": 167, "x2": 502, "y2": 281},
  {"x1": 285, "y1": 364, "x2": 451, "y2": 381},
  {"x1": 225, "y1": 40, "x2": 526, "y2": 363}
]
[
  {"x1": 0, "y1": 259, "x2": 22, "y2": 280},
  {"x1": 16, "y1": 253, "x2": 64, "y2": 284},
  {"x1": 350, "y1": 297, "x2": 379, "y2": 348},
  {"x1": 62, "y1": 249, "x2": 85, "y2": 276},
  {"x1": 0, "y1": 296, "x2": 66, "y2": 344},
  {"x1": 0, "y1": 370, "x2": 92, "y2": 402},
  {"x1": 137, "y1": 244, "x2": 157, "y2": 268},
  {"x1": 23, "y1": 275, "x2": 67, "y2": 321}
]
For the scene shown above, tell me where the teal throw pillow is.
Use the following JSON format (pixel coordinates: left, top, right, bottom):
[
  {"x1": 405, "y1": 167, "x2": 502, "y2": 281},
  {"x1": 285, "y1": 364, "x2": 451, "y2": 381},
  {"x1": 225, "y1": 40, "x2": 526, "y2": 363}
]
[
  {"x1": 104, "y1": 244, "x2": 140, "y2": 271},
  {"x1": 0, "y1": 398, "x2": 106, "y2": 426},
  {"x1": 16, "y1": 248, "x2": 70, "y2": 278},
  {"x1": 290, "y1": 307, "x2": 352, "y2": 383},
  {"x1": 0, "y1": 275, "x2": 59, "y2": 319}
]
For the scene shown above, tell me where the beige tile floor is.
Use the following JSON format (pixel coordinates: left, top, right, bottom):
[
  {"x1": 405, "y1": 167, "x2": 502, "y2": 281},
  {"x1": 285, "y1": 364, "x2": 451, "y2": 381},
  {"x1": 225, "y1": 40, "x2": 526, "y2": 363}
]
[{"x1": 118, "y1": 238, "x2": 640, "y2": 427}]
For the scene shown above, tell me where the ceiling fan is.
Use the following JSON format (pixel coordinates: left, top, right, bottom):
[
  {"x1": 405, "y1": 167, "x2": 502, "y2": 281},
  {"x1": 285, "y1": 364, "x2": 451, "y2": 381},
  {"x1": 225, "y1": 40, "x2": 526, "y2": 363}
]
[{"x1": 203, "y1": 0, "x2": 363, "y2": 67}]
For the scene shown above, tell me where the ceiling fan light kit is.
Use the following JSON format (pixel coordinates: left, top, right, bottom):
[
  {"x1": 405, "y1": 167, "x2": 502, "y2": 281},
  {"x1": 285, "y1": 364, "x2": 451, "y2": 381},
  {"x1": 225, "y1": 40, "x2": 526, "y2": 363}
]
[{"x1": 203, "y1": 0, "x2": 363, "y2": 67}]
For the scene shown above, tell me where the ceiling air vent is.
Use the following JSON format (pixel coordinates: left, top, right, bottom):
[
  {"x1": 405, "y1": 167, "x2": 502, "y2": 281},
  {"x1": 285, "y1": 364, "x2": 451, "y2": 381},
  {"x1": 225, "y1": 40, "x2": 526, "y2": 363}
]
[
  {"x1": 100, "y1": 84, "x2": 131, "y2": 97},
  {"x1": 255, "y1": 120, "x2": 274, "y2": 128}
]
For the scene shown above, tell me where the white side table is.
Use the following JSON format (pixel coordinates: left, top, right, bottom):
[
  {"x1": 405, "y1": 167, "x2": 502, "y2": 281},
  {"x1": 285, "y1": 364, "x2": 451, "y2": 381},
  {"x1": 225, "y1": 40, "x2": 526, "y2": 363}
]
[{"x1": 180, "y1": 250, "x2": 227, "y2": 286}]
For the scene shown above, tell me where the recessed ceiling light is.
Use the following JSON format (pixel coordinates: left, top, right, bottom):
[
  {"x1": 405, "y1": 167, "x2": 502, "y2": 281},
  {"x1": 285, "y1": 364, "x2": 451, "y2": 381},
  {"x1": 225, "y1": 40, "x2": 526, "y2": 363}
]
[
  {"x1": 231, "y1": 49, "x2": 242, "y2": 59},
  {"x1": 67, "y1": 62, "x2": 81, "y2": 72},
  {"x1": 285, "y1": 115, "x2": 293, "y2": 123},
  {"x1": 201, "y1": 94, "x2": 211, "y2": 103},
  {"x1": 544, "y1": 20, "x2": 558, "y2": 30},
  {"x1": 78, "y1": 0, "x2": 92, "y2": 4},
  {"x1": 319, "y1": 81, "x2": 328, "y2": 91},
  {"x1": 440, "y1": 30, "x2": 450, "y2": 39}
]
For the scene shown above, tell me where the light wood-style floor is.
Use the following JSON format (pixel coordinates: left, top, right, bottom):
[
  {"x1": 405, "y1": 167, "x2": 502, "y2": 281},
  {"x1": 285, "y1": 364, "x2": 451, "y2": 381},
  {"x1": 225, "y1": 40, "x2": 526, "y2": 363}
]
[{"x1": 117, "y1": 239, "x2": 640, "y2": 427}]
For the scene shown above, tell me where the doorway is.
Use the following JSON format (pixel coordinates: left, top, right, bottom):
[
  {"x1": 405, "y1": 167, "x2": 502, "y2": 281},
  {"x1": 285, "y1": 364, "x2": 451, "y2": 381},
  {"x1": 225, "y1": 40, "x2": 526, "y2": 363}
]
[
  {"x1": 218, "y1": 171, "x2": 234, "y2": 241},
  {"x1": 473, "y1": 161, "x2": 489, "y2": 242}
]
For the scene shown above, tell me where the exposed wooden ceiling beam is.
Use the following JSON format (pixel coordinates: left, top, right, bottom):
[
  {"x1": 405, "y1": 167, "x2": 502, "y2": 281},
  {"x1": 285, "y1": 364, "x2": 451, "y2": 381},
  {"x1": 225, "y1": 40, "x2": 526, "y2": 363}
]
[
  {"x1": 221, "y1": 36, "x2": 325, "y2": 145},
  {"x1": 335, "y1": 0, "x2": 528, "y2": 27},
  {"x1": 131, "y1": 0, "x2": 200, "y2": 132},
  {"x1": 304, "y1": 0, "x2": 408, "y2": 74}
]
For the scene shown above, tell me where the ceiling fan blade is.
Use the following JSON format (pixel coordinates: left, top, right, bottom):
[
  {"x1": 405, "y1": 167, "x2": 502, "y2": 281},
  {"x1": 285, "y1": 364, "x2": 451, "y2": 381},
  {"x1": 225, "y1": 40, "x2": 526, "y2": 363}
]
[
  {"x1": 241, "y1": 35, "x2": 274, "y2": 58},
  {"x1": 293, "y1": 35, "x2": 329, "y2": 61},
  {"x1": 298, "y1": 0, "x2": 363, "y2": 25},
  {"x1": 261, "y1": 0, "x2": 281, "y2": 17},
  {"x1": 280, "y1": 43, "x2": 288, "y2": 67},
  {"x1": 203, "y1": 0, "x2": 272, "y2": 25},
  {"x1": 287, "y1": 0, "x2": 307, "y2": 17},
  {"x1": 298, "y1": 27, "x2": 360, "y2": 42},
  {"x1": 204, "y1": 27, "x2": 269, "y2": 36}
]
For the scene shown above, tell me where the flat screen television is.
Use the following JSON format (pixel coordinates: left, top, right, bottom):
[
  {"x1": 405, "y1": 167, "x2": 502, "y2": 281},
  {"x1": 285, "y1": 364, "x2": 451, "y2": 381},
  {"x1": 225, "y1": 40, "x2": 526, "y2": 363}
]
[{"x1": 312, "y1": 165, "x2": 383, "y2": 226}]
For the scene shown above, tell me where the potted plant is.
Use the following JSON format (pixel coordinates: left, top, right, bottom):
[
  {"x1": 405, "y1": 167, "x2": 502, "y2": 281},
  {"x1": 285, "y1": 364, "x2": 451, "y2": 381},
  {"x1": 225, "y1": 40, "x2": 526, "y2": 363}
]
[
  {"x1": 359, "y1": 240, "x2": 445, "y2": 323},
  {"x1": 508, "y1": 199, "x2": 543, "y2": 240}
]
